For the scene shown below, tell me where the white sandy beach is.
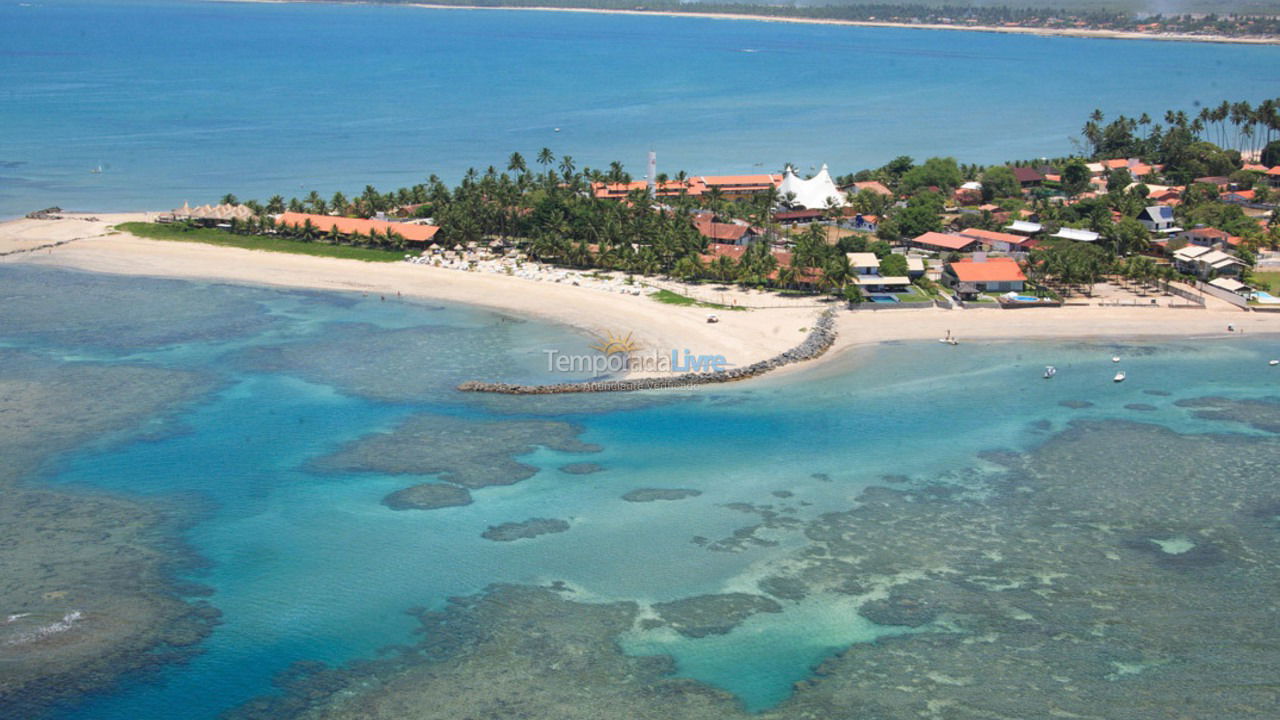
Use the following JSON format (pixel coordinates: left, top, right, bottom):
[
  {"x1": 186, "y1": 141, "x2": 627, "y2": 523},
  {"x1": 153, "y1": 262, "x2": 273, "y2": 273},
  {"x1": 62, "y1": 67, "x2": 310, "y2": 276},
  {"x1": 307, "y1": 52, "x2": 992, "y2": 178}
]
[{"x1": 5, "y1": 214, "x2": 1279, "y2": 383}]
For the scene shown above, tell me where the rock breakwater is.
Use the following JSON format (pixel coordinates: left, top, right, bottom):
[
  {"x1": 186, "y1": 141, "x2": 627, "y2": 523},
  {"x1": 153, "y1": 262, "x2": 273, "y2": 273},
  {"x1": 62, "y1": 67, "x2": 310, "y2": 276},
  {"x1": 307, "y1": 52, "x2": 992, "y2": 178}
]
[{"x1": 459, "y1": 309, "x2": 837, "y2": 394}]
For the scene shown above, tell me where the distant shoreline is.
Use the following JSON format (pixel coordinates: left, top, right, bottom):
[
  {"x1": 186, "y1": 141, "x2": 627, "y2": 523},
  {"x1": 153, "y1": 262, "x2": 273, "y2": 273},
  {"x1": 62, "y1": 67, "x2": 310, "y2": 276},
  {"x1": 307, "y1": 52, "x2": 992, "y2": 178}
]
[{"x1": 216, "y1": 0, "x2": 1280, "y2": 46}]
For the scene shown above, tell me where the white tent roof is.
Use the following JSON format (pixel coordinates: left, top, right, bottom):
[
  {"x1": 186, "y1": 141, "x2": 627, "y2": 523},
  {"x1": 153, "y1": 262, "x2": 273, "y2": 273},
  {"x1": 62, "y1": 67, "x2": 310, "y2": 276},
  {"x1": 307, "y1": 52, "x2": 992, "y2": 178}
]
[
  {"x1": 778, "y1": 164, "x2": 846, "y2": 210},
  {"x1": 1006, "y1": 220, "x2": 1043, "y2": 234},
  {"x1": 1052, "y1": 228, "x2": 1101, "y2": 242}
]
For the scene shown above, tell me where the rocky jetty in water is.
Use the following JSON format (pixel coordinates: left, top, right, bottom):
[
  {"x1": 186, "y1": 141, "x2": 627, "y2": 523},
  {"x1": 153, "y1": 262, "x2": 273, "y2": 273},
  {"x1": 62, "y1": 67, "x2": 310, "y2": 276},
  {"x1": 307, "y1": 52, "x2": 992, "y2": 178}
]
[
  {"x1": 622, "y1": 488, "x2": 702, "y2": 502},
  {"x1": 559, "y1": 462, "x2": 605, "y2": 475},
  {"x1": 381, "y1": 483, "x2": 472, "y2": 511},
  {"x1": 481, "y1": 517, "x2": 570, "y2": 542},
  {"x1": 648, "y1": 593, "x2": 782, "y2": 638},
  {"x1": 458, "y1": 309, "x2": 837, "y2": 394}
]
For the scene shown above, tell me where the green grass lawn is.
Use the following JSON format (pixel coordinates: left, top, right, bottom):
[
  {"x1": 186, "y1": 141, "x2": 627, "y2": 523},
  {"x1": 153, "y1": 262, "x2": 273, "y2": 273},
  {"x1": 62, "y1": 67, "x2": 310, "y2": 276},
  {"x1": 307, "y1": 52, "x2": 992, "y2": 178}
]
[
  {"x1": 1251, "y1": 271, "x2": 1280, "y2": 292},
  {"x1": 650, "y1": 289, "x2": 746, "y2": 310},
  {"x1": 116, "y1": 222, "x2": 407, "y2": 263}
]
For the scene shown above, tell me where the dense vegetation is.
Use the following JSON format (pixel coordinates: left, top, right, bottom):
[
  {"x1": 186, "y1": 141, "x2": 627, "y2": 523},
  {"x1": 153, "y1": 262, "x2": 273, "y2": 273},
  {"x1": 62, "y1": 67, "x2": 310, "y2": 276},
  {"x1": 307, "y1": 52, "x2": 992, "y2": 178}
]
[
  {"x1": 116, "y1": 221, "x2": 407, "y2": 262},
  {"x1": 201, "y1": 95, "x2": 1280, "y2": 299}
]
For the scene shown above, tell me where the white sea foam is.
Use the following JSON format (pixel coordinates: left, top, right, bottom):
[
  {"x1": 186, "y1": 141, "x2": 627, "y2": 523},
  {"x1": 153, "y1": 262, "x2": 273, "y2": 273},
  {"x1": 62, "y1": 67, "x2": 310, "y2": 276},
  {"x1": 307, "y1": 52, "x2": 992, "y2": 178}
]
[{"x1": 4, "y1": 610, "x2": 84, "y2": 646}]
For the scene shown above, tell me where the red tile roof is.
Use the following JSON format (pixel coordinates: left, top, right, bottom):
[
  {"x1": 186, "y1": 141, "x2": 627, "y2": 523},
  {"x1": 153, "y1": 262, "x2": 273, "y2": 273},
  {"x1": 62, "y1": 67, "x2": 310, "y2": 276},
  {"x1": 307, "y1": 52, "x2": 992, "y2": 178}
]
[
  {"x1": 959, "y1": 228, "x2": 1034, "y2": 248},
  {"x1": 911, "y1": 232, "x2": 978, "y2": 251},
  {"x1": 698, "y1": 174, "x2": 782, "y2": 190},
  {"x1": 699, "y1": 243, "x2": 747, "y2": 263},
  {"x1": 275, "y1": 212, "x2": 439, "y2": 243},
  {"x1": 1183, "y1": 227, "x2": 1229, "y2": 239},
  {"x1": 693, "y1": 213, "x2": 752, "y2": 243},
  {"x1": 948, "y1": 257, "x2": 1026, "y2": 283},
  {"x1": 1010, "y1": 167, "x2": 1045, "y2": 183}
]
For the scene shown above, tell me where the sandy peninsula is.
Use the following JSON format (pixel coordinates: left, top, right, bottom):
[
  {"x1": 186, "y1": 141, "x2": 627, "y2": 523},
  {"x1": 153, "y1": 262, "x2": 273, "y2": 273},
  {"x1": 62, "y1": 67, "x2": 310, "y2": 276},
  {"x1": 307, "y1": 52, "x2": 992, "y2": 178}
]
[{"x1": 5, "y1": 213, "x2": 1279, "y2": 383}]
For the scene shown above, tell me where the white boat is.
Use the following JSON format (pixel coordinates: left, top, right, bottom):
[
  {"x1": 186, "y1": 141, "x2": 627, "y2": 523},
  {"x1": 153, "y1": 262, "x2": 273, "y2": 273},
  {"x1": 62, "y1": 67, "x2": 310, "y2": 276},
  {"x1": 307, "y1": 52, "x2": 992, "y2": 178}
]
[
  {"x1": 1112, "y1": 356, "x2": 1120, "y2": 363},
  {"x1": 1270, "y1": 360, "x2": 1279, "y2": 366},
  {"x1": 1043, "y1": 366, "x2": 1056, "y2": 379},
  {"x1": 1113, "y1": 371, "x2": 1126, "y2": 383}
]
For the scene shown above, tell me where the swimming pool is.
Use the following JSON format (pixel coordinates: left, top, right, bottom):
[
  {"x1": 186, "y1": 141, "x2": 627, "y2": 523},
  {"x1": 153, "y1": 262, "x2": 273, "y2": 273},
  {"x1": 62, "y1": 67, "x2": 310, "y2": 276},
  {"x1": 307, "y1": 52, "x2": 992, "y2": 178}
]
[
  {"x1": 1254, "y1": 291, "x2": 1280, "y2": 304},
  {"x1": 868, "y1": 295, "x2": 900, "y2": 303}
]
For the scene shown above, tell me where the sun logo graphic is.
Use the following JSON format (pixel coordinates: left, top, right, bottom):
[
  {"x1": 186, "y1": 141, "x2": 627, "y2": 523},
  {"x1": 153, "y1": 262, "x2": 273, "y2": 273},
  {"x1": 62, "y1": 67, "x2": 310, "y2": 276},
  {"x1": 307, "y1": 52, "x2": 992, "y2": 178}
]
[{"x1": 589, "y1": 330, "x2": 640, "y2": 356}]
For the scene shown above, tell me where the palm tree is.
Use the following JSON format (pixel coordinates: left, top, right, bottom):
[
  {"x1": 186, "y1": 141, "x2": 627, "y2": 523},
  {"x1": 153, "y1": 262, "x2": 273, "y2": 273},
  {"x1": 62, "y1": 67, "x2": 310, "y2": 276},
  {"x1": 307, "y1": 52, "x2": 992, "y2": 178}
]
[
  {"x1": 507, "y1": 152, "x2": 527, "y2": 176},
  {"x1": 537, "y1": 148, "x2": 555, "y2": 168},
  {"x1": 774, "y1": 264, "x2": 797, "y2": 291},
  {"x1": 559, "y1": 155, "x2": 576, "y2": 180},
  {"x1": 305, "y1": 191, "x2": 326, "y2": 215},
  {"x1": 823, "y1": 253, "x2": 852, "y2": 295}
]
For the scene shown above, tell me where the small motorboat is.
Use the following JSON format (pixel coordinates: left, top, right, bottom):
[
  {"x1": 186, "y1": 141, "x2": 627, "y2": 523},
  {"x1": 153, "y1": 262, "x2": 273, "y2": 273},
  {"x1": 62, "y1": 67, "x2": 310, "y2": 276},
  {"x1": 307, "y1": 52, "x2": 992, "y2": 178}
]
[
  {"x1": 1112, "y1": 356, "x2": 1120, "y2": 363},
  {"x1": 1270, "y1": 360, "x2": 1279, "y2": 366},
  {"x1": 1114, "y1": 371, "x2": 1126, "y2": 383},
  {"x1": 1043, "y1": 366, "x2": 1057, "y2": 379}
]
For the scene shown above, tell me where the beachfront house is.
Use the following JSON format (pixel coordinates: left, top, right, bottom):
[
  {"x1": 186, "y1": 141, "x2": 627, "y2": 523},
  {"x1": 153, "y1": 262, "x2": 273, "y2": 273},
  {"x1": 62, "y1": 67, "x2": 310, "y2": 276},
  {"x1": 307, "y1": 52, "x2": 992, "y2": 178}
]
[
  {"x1": 905, "y1": 231, "x2": 980, "y2": 255},
  {"x1": 1138, "y1": 205, "x2": 1178, "y2": 233},
  {"x1": 906, "y1": 256, "x2": 926, "y2": 279},
  {"x1": 1172, "y1": 245, "x2": 1247, "y2": 279},
  {"x1": 274, "y1": 212, "x2": 440, "y2": 247},
  {"x1": 843, "y1": 252, "x2": 911, "y2": 293},
  {"x1": 846, "y1": 252, "x2": 881, "y2": 276},
  {"x1": 943, "y1": 256, "x2": 1026, "y2": 299}
]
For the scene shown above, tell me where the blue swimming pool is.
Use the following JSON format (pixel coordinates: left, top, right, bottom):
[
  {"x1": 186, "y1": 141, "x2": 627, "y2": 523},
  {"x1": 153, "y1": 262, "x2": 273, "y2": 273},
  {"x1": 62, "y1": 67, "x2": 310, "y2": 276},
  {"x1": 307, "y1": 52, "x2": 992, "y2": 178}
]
[
  {"x1": 1254, "y1": 290, "x2": 1280, "y2": 304},
  {"x1": 868, "y1": 295, "x2": 900, "y2": 303}
]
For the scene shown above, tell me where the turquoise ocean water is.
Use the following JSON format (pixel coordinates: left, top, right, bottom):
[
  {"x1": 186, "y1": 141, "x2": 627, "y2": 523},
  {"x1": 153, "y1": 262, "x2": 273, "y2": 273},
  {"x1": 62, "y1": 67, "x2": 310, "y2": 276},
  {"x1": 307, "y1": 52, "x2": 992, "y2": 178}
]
[
  {"x1": 3, "y1": 0, "x2": 1280, "y2": 217},
  {"x1": 3, "y1": 265, "x2": 1279, "y2": 717}
]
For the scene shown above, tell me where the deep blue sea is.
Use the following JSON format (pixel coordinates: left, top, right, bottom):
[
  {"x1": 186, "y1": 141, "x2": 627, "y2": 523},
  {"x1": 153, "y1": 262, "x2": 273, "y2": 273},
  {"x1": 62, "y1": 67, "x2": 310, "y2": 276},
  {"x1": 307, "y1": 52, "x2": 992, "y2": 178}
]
[
  {"x1": 3, "y1": 0, "x2": 1280, "y2": 217},
  {"x1": 3, "y1": 265, "x2": 1279, "y2": 718}
]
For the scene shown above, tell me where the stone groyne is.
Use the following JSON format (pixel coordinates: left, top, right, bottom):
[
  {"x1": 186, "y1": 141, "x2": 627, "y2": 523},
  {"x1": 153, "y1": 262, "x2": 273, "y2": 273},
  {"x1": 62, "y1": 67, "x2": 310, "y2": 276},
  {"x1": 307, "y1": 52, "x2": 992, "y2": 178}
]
[{"x1": 459, "y1": 309, "x2": 837, "y2": 394}]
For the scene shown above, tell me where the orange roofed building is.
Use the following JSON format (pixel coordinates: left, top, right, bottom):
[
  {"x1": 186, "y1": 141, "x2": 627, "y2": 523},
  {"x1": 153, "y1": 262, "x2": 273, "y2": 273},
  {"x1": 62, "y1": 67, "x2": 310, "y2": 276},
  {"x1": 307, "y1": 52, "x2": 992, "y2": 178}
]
[
  {"x1": 275, "y1": 212, "x2": 440, "y2": 245},
  {"x1": 905, "y1": 231, "x2": 981, "y2": 254},
  {"x1": 944, "y1": 256, "x2": 1026, "y2": 299},
  {"x1": 591, "y1": 173, "x2": 782, "y2": 201}
]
